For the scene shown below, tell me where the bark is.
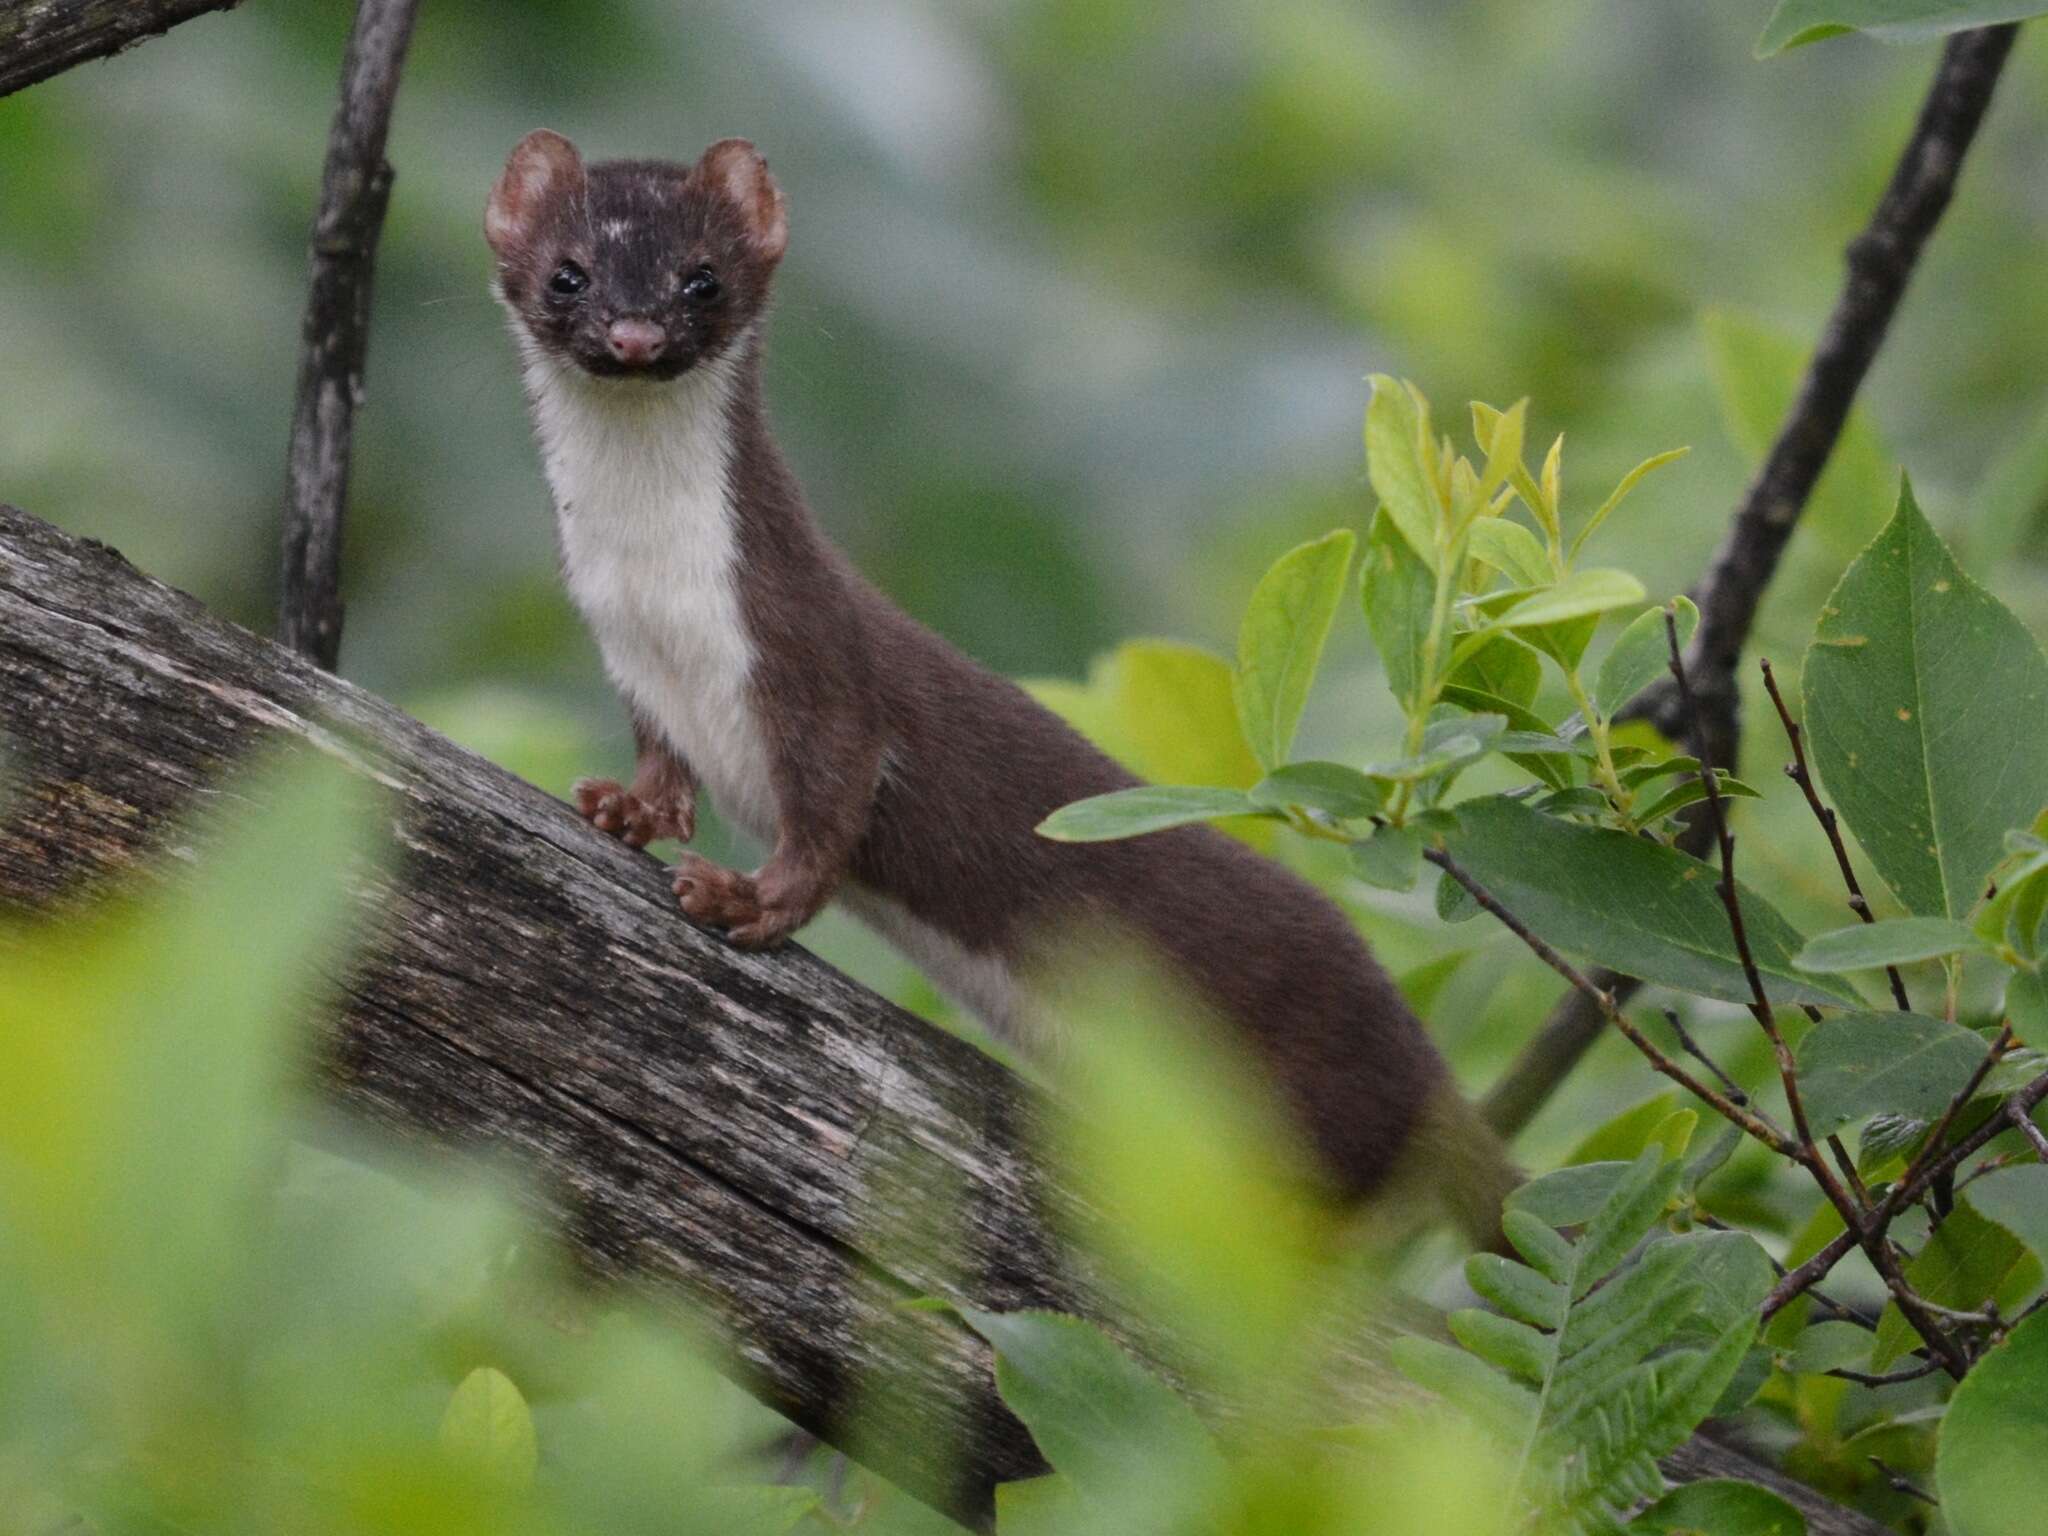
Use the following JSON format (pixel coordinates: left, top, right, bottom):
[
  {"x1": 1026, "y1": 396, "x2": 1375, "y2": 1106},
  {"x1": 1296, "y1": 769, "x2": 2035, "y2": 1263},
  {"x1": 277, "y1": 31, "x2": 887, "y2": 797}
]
[
  {"x1": 0, "y1": 504, "x2": 1889, "y2": 1536},
  {"x1": 0, "y1": 0, "x2": 246, "y2": 98}
]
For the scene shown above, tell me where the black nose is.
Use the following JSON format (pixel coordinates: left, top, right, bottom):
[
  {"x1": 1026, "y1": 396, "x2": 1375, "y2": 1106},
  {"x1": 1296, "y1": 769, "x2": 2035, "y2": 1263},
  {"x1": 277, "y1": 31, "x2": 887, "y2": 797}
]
[{"x1": 606, "y1": 319, "x2": 666, "y2": 366}]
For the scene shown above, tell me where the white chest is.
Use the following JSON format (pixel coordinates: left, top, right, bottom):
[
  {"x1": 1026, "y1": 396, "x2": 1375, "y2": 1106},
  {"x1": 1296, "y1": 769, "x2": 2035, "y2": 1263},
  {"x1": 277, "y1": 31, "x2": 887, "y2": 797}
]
[{"x1": 524, "y1": 352, "x2": 780, "y2": 841}]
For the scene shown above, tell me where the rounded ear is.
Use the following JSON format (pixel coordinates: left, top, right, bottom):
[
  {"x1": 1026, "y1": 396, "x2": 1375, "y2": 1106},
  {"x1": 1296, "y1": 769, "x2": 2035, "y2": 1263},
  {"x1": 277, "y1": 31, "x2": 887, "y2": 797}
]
[
  {"x1": 486, "y1": 130, "x2": 584, "y2": 256},
  {"x1": 694, "y1": 138, "x2": 788, "y2": 265}
]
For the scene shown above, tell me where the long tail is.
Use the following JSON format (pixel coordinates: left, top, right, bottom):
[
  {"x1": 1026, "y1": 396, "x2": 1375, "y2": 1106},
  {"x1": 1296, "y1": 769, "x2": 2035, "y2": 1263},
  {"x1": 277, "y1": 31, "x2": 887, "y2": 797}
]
[{"x1": 1375, "y1": 1081, "x2": 1524, "y2": 1256}]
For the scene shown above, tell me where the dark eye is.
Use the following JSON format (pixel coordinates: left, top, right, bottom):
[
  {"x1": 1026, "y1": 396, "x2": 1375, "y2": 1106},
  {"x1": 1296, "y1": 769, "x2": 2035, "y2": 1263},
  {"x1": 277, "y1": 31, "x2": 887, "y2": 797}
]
[
  {"x1": 682, "y1": 266, "x2": 721, "y2": 302},
  {"x1": 547, "y1": 261, "x2": 589, "y2": 297}
]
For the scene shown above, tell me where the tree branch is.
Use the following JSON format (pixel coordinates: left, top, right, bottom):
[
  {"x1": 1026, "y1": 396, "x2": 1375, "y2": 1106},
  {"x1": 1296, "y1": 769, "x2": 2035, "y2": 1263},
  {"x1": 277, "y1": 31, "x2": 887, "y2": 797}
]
[
  {"x1": 0, "y1": 0, "x2": 247, "y2": 97},
  {"x1": 0, "y1": 502, "x2": 1894, "y2": 1536},
  {"x1": 1482, "y1": 25, "x2": 2020, "y2": 1138},
  {"x1": 277, "y1": 0, "x2": 419, "y2": 670},
  {"x1": 1648, "y1": 23, "x2": 2020, "y2": 763}
]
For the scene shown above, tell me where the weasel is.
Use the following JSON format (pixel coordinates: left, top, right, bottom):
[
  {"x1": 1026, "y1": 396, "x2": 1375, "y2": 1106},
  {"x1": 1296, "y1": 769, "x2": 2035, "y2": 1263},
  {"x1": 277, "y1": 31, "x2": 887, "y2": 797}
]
[{"x1": 485, "y1": 131, "x2": 1517, "y2": 1246}]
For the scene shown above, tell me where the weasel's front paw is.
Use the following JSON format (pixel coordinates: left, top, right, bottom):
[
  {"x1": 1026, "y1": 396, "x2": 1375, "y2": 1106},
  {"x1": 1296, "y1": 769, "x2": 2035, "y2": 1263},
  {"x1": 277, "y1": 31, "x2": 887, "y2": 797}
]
[
  {"x1": 670, "y1": 853, "x2": 800, "y2": 949},
  {"x1": 573, "y1": 778, "x2": 692, "y2": 848}
]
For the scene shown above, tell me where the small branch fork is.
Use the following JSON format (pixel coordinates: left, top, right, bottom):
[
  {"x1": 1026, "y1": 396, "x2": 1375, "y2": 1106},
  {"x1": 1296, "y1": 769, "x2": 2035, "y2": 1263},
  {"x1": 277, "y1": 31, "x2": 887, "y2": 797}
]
[
  {"x1": 1481, "y1": 25, "x2": 2021, "y2": 1138},
  {"x1": 1759, "y1": 659, "x2": 1911, "y2": 1012},
  {"x1": 1449, "y1": 611, "x2": 2048, "y2": 1379},
  {"x1": 277, "y1": 0, "x2": 421, "y2": 671},
  {"x1": 1662, "y1": 620, "x2": 1978, "y2": 1376}
]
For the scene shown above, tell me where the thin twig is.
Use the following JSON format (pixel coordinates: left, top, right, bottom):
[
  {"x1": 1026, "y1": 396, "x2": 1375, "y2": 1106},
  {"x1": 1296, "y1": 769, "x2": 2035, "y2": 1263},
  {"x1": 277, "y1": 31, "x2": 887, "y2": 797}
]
[
  {"x1": 1826, "y1": 1360, "x2": 1941, "y2": 1388},
  {"x1": 1760, "y1": 658, "x2": 1911, "y2": 1011},
  {"x1": 277, "y1": 0, "x2": 421, "y2": 671},
  {"x1": 1668, "y1": 615, "x2": 1855, "y2": 1220},
  {"x1": 2015, "y1": 1105, "x2": 2048, "y2": 1163},
  {"x1": 1426, "y1": 847, "x2": 1796, "y2": 1156},
  {"x1": 1867, "y1": 1457, "x2": 1938, "y2": 1507},
  {"x1": 1662, "y1": 1008, "x2": 1749, "y2": 1104},
  {"x1": 1906, "y1": 1024, "x2": 2014, "y2": 1203},
  {"x1": 1482, "y1": 26, "x2": 2021, "y2": 1137}
]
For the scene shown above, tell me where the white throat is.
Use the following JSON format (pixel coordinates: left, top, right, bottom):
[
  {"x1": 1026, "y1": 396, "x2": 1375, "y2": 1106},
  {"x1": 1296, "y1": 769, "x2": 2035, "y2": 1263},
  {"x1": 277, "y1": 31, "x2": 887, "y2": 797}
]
[{"x1": 520, "y1": 338, "x2": 780, "y2": 842}]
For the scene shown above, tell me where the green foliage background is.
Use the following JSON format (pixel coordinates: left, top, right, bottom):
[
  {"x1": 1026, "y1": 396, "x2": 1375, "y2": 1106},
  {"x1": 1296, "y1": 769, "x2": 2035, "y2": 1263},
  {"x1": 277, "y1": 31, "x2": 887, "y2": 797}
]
[{"x1": 5, "y1": 2, "x2": 2048, "y2": 1532}]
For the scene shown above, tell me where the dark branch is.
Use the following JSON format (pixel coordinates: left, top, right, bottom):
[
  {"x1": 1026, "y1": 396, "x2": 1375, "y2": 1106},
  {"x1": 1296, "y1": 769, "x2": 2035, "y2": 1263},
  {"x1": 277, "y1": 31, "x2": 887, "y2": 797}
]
[
  {"x1": 1646, "y1": 24, "x2": 2020, "y2": 765},
  {"x1": 0, "y1": 503, "x2": 1897, "y2": 1536},
  {"x1": 0, "y1": 0, "x2": 247, "y2": 97},
  {"x1": 277, "y1": 0, "x2": 419, "y2": 671},
  {"x1": 1482, "y1": 26, "x2": 2020, "y2": 1136}
]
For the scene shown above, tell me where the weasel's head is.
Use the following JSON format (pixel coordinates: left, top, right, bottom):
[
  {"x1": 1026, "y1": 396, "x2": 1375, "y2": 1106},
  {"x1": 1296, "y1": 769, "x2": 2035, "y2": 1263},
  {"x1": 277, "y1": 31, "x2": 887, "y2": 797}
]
[{"x1": 485, "y1": 131, "x2": 787, "y2": 383}]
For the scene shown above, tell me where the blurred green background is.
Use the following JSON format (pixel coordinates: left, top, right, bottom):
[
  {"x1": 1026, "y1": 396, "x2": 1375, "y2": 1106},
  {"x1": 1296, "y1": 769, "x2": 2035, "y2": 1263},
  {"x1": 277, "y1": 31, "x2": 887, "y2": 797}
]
[{"x1": 3, "y1": 0, "x2": 2046, "y2": 1160}]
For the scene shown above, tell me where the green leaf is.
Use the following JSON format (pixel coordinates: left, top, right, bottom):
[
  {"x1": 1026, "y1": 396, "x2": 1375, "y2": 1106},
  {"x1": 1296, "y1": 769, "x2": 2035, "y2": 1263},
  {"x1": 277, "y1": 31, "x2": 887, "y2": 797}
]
[
  {"x1": 1362, "y1": 507, "x2": 1437, "y2": 713},
  {"x1": 956, "y1": 1307, "x2": 1225, "y2": 1504},
  {"x1": 1236, "y1": 529, "x2": 1357, "y2": 771},
  {"x1": 1962, "y1": 1165, "x2": 2048, "y2": 1272},
  {"x1": 1566, "y1": 1093, "x2": 1682, "y2": 1166},
  {"x1": 1595, "y1": 598, "x2": 1698, "y2": 721},
  {"x1": 1634, "y1": 772, "x2": 1762, "y2": 831},
  {"x1": 1366, "y1": 376, "x2": 1439, "y2": 563},
  {"x1": 1938, "y1": 1308, "x2": 2048, "y2": 1536},
  {"x1": 1436, "y1": 867, "x2": 1481, "y2": 923},
  {"x1": 1803, "y1": 478, "x2": 2048, "y2": 921},
  {"x1": 1469, "y1": 517, "x2": 1554, "y2": 589},
  {"x1": 1871, "y1": 1198, "x2": 2031, "y2": 1369},
  {"x1": 1493, "y1": 568, "x2": 1647, "y2": 632},
  {"x1": 1449, "y1": 1307, "x2": 1555, "y2": 1384},
  {"x1": 1441, "y1": 795, "x2": 1861, "y2": 1008},
  {"x1": 1786, "y1": 1320, "x2": 1879, "y2": 1376},
  {"x1": 1389, "y1": 1333, "x2": 1540, "y2": 1446},
  {"x1": 1026, "y1": 639, "x2": 1264, "y2": 795},
  {"x1": 1472, "y1": 397, "x2": 1529, "y2": 498},
  {"x1": 1248, "y1": 761, "x2": 1384, "y2": 820},
  {"x1": 1759, "y1": 1, "x2": 2048, "y2": 58},
  {"x1": 439, "y1": 1366, "x2": 539, "y2": 1486},
  {"x1": 1671, "y1": 1230, "x2": 1776, "y2": 1334},
  {"x1": 1979, "y1": 848, "x2": 2048, "y2": 961},
  {"x1": 1570, "y1": 448, "x2": 1690, "y2": 562},
  {"x1": 1795, "y1": 1011, "x2": 1991, "y2": 1136},
  {"x1": 2008, "y1": 969, "x2": 2048, "y2": 1036},
  {"x1": 1352, "y1": 823, "x2": 1424, "y2": 891},
  {"x1": 1361, "y1": 729, "x2": 1496, "y2": 784},
  {"x1": 1037, "y1": 785, "x2": 1257, "y2": 842},
  {"x1": 1629, "y1": 1479, "x2": 1806, "y2": 1535},
  {"x1": 1449, "y1": 633, "x2": 1544, "y2": 708},
  {"x1": 1467, "y1": 1251, "x2": 1565, "y2": 1329},
  {"x1": 1509, "y1": 1162, "x2": 1633, "y2": 1228},
  {"x1": 1440, "y1": 682, "x2": 1574, "y2": 789},
  {"x1": 1794, "y1": 916, "x2": 1988, "y2": 972},
  {"x1": 996, "y1": 1475, "x2": 1083, "y2": 1536}
]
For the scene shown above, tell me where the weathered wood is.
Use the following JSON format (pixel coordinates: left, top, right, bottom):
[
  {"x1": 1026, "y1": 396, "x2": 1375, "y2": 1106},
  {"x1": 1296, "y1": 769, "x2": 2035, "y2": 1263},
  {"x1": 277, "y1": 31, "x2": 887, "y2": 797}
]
[
  {"x1": 0, "y1": 504, "x2": 1890, "y2": 1536},
  {"x1": 0, "y1": 0, "x2": 247, "y2": 98},
  {"x1": 278, "y1": 0, "x2": 419, "y2": 669}
]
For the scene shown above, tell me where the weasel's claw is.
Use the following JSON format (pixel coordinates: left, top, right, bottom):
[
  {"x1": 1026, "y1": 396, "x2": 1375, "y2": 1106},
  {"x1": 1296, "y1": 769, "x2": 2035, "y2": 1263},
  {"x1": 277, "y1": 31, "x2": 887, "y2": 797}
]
[
  {"x1": 670, "y1": 853, "x2": 798, "y2": 948},
  {"x1": 574, "y1": 777, "x2": 689, "y2": 848}
]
